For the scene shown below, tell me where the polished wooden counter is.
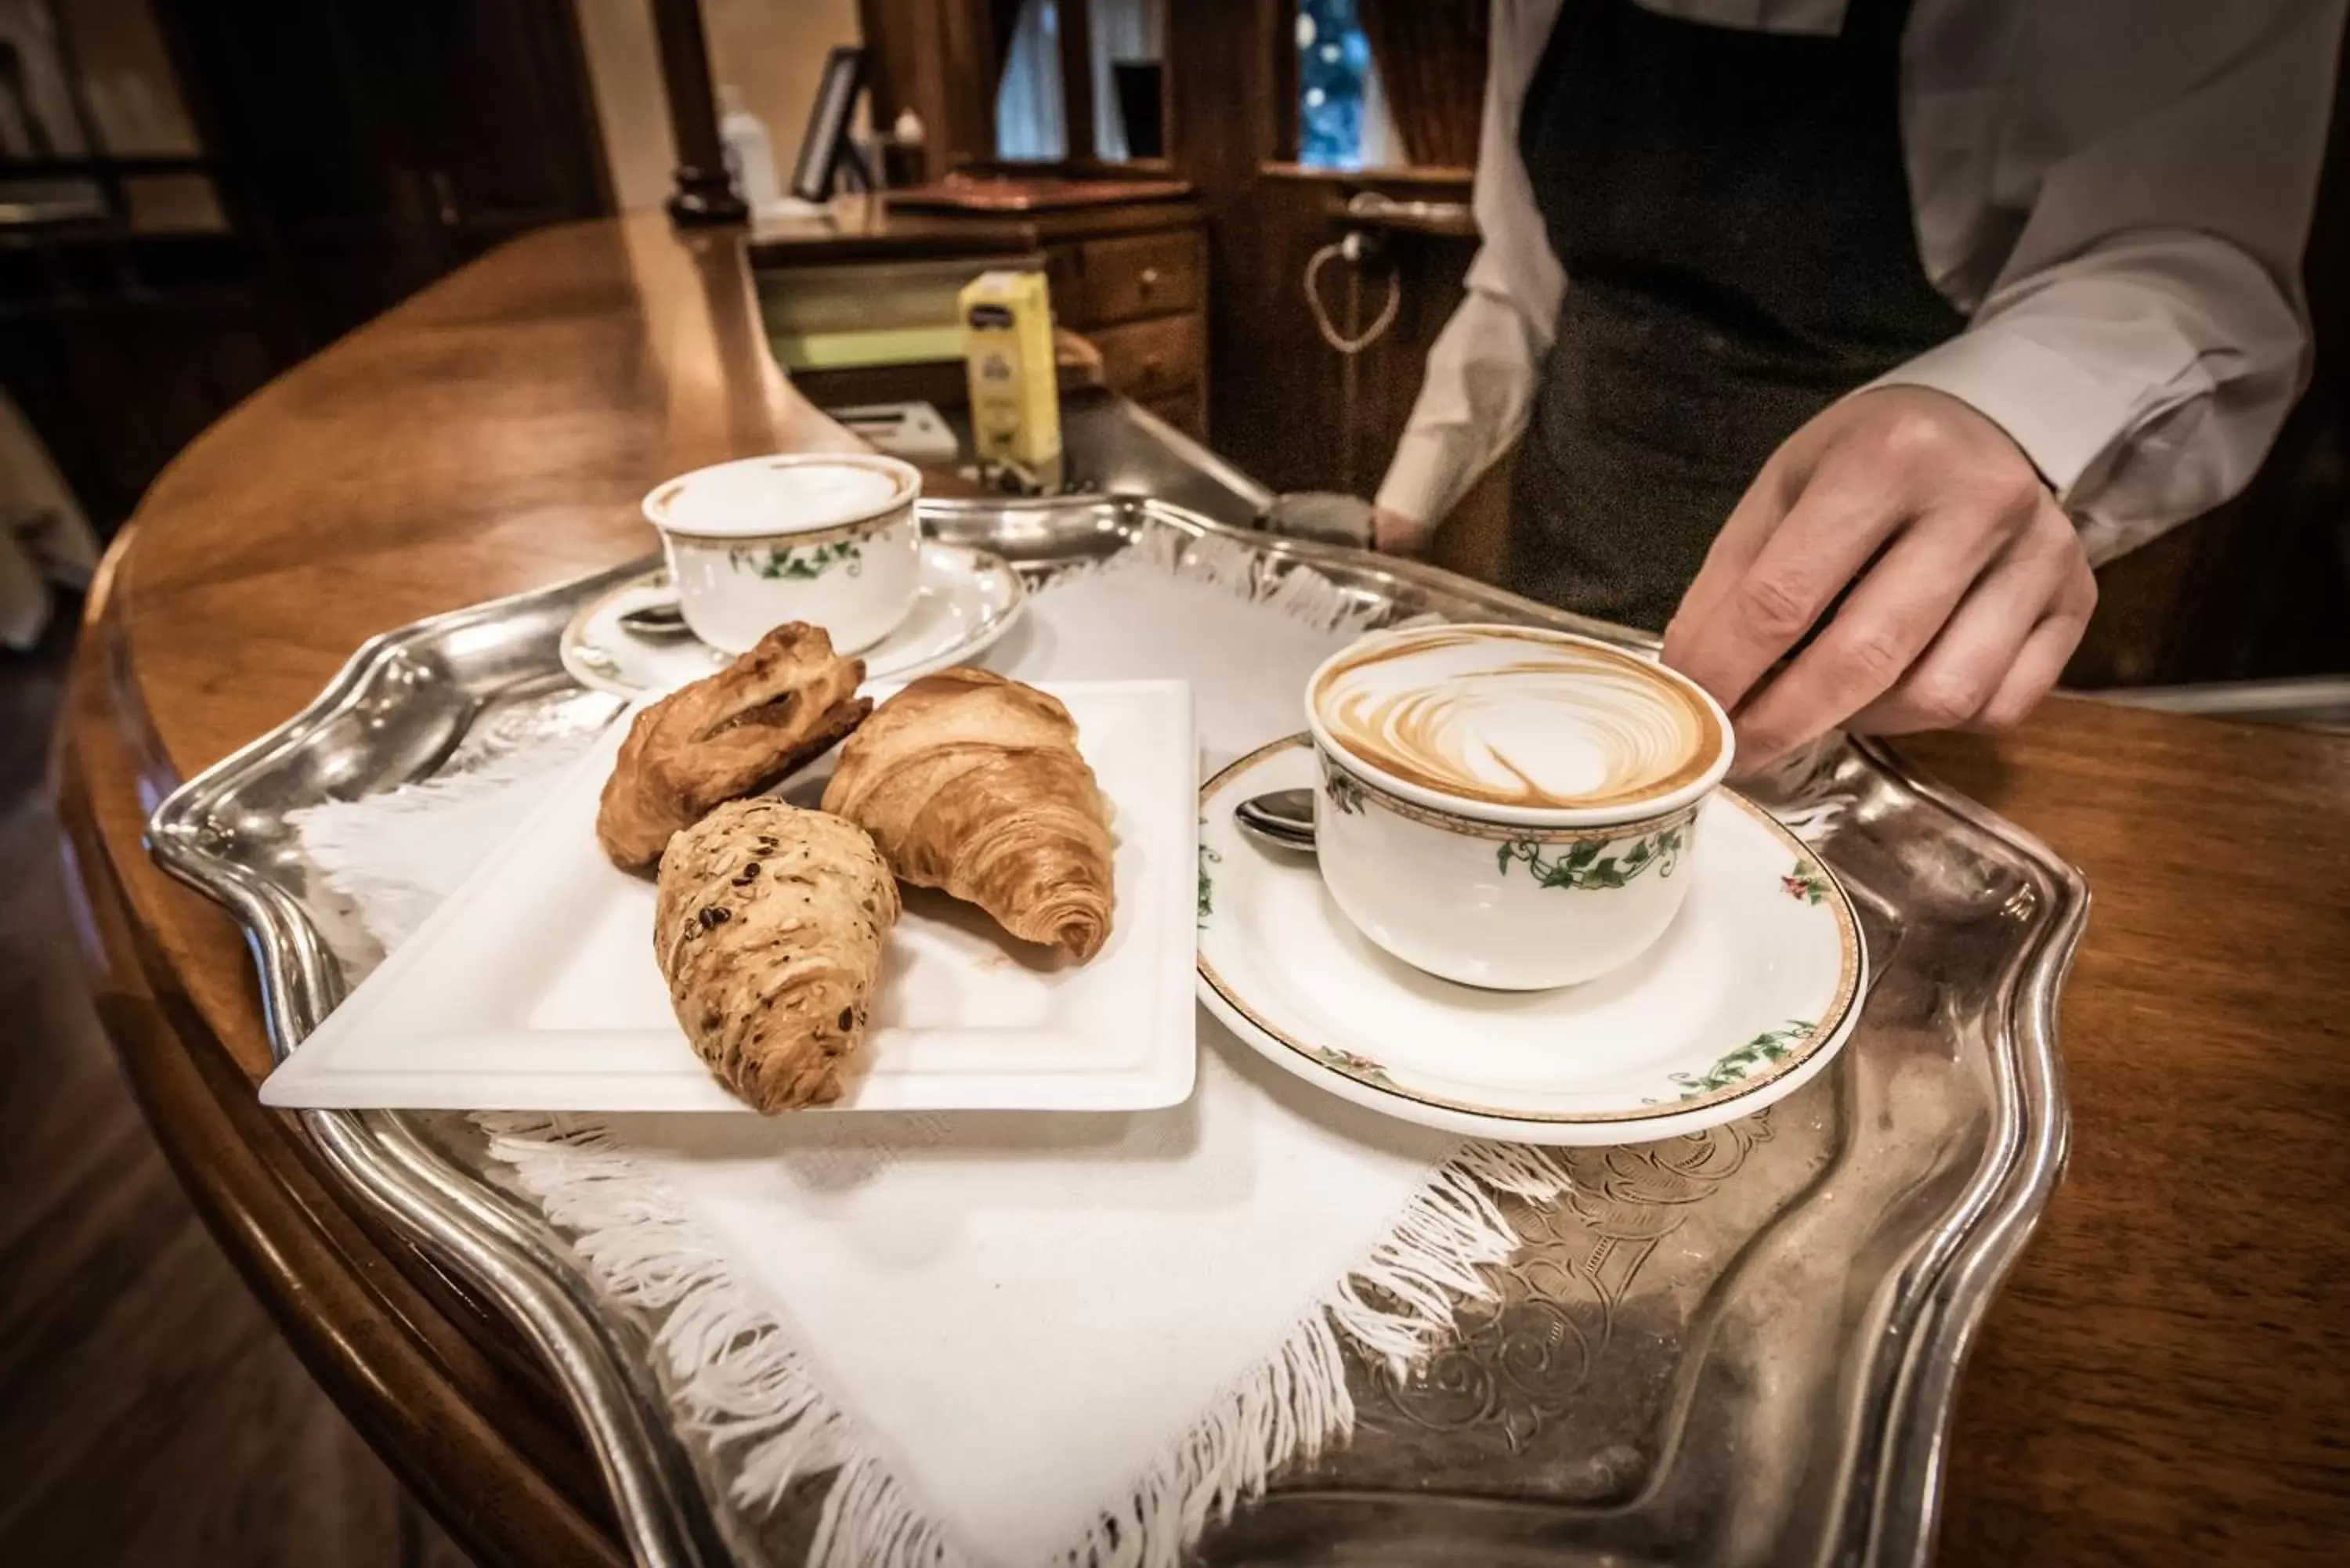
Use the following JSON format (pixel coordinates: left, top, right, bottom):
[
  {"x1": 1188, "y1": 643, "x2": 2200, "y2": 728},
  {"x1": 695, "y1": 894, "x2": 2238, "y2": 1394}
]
[{"x1": 57, "y1": 217, "x2": 2350, "y2": 1566}]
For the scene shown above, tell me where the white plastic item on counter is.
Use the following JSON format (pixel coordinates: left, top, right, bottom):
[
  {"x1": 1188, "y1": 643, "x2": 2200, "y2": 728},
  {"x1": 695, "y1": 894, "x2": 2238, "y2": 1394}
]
[
  {"x1": 829, "y1": 401, "x2": 960, "y2": 465},
  {"x1": 718, "y1": 85, "x2": 784, "y2": 215}
]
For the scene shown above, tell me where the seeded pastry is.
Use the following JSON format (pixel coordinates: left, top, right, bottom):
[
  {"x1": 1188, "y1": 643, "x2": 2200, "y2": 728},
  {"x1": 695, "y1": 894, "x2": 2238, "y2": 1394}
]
[
  {"x1": 653, "y1": 799, "x2": 898, "y2": 1112},
  {"x1": 596, "y1": 622, "x2": 870, "y2": 871}
]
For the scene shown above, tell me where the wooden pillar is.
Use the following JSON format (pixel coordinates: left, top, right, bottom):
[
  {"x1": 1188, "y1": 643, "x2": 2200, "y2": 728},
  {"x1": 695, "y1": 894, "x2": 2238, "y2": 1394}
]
[
  {"x1": 859, "y1": 0, "x2": 1000, "y2": 182},
  {"x1": 1055, "y1": 0, "x2": 1097, "y2": 162},
  {"x1": 649, "y1": 0, "x2": 747, "y2": 225}
]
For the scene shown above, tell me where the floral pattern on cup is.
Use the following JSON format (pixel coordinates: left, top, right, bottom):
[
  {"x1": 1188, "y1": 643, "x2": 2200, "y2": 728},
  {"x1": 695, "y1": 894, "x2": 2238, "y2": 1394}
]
[
  {"x1": 1318, "y1": 750, "x2": 1697, "y2": 844},
  {"x1": 1311, "y1": 743, "x2": 1711, "y2": 988},
  {"x1": 728, "y1": 538, "x2": 864, "y2": 581},
  {"x1": 1495, "y1": 824, "x2": 1687, "y2": 891},
  {"x1": 1322, "y1": 762, "x2": 1368, "y2": 817},
  {"x1": 645, "y1": 453, "x2": 920, "y2": 655}
]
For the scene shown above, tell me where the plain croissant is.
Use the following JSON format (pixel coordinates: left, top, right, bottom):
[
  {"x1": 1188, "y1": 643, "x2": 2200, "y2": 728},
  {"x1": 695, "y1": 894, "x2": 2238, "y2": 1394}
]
[
  {"x1": 654, "y1": 798, "x2": 899, "y2": 1111},
  {"x1": 820, "y1": 668, "x2": 1115, "y2": 960}
]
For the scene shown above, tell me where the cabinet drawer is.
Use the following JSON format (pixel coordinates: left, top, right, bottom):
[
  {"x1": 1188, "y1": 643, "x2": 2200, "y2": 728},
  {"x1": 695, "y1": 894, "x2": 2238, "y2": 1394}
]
[
  {"x1": 1091, "y1": 312, "x2": 1205, "y2": 404},
  {"x1": 1071, "y1": 231, "x2": 1203, "y2": 326}
]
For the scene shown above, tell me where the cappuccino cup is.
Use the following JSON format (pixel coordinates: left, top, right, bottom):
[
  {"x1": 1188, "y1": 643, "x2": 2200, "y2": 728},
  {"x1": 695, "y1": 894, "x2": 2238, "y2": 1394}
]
[
  {"x1": 1305, "y1": 624, "x2": 1734, "y2": 990},
  {"x1": 643, "y1": 452, "x2": 921, "y2": 655}
]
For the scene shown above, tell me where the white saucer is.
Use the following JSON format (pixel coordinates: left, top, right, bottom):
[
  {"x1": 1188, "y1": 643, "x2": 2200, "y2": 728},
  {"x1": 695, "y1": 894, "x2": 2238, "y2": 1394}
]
[
  {"x1": 562, "y1": 542, "x2": 1025, "y2": 697},
  {"x1": 1195, "y1": 736, "x2": 1867, "y2": 1146}
]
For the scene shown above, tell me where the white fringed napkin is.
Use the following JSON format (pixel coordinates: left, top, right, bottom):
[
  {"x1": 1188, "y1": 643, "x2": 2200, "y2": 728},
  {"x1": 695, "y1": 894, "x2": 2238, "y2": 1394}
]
[{"x1": 292, "y1": 535, "x2": 1578, "y2": 1567}]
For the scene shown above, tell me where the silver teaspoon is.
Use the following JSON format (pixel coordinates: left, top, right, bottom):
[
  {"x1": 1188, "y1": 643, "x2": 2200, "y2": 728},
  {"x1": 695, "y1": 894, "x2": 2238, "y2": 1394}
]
[
  {"x1": 1234, "y1": 789, "x2": 1317, "y2": 852},
  {"x1": 616, "y1": 601, "x2": 696, "y2": 641}
]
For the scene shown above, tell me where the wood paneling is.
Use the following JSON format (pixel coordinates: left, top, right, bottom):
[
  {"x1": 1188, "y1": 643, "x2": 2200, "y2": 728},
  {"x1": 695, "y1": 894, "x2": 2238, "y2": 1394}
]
[
  {"x1": 858, "y1": 0, "x2": 1000, "y2": 182},
  {"x1": 1202, "y1": 165, "x2": 1478, "y2": 500},
  {"x1": 1166, "y1": 1, "x2": 1474, "y2": 515}
]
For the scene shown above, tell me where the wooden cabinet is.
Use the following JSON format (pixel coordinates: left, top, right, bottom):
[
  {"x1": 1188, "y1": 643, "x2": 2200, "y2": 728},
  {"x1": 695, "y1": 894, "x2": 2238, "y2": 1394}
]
[
  {"x1": 749, "y1": 193, "x2": 1212, "y2": 441},
  {"x1": 1023, "y1": 205, "x2": 1210, "y2": 439}
]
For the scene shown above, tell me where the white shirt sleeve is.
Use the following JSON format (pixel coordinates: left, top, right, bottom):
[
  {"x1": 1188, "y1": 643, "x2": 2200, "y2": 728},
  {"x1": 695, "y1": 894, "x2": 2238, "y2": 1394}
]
[
  {"x1": 1871, "y1": 1, "x2": 2345, "y2": 564},
  {"x1": 1373, "y1": 0, "x2": 1566, "y2": 527}
]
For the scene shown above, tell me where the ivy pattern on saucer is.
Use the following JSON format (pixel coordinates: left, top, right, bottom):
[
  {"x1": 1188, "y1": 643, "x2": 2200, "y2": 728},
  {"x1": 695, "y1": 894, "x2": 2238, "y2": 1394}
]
[
  {"x1": 1497, "y1": 826, "x2": 1685, "y2": 891},
  {"x1": 1196, "y1": 834, "x2": 1221, "y2": 926},
  {"x1": 1782, "y1": 858, "x2": 1831, "y2": 905},
  {"x1": 573, "y1": 642, "x2": 623, "y2": 679},
  {"x1": 1308, "y1": 1046, "x2": 1394, "y2": 1089},
  {"x1": 1667, "y1": 1021, "x2": 1814, "y2": 1100},
  {"x1": 728, "y1": 538, "x2": 863, "y2": 580}
]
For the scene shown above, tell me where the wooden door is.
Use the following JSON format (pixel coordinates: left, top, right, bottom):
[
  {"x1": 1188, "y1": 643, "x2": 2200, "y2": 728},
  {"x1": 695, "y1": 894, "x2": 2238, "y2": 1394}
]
[
  {"x1": 388, "y1": 0, "x2": 611, "y2": 267},
  {"x1": 164, "y1": 0, "x2": 443, "y2": 339},
  {"x1": 161, "y1": 0, "x2": 610, "y2": 342}
]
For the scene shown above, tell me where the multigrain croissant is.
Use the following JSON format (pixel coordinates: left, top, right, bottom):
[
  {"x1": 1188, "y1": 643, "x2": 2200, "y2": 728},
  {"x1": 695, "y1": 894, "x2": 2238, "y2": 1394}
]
[
  {"x1": 596, "y1": 622, "x2": 870, "y2": 870},
  {"x1": 821, "y1": 668, "x2": 1115, "y2": 960},
  {"x1": 654, "y1": 799, "x2": 899, "y2": 1111}
]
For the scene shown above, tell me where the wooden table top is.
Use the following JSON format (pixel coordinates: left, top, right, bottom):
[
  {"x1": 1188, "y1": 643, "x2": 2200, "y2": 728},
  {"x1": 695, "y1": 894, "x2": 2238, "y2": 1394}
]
[{"x1": 56, "y1": 216, "x2": 2350, "y2": 1567}]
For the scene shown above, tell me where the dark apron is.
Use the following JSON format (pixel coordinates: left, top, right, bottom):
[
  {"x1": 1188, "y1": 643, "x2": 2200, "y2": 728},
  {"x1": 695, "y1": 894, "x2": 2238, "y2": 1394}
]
[{"x1": 1503, "y1": 0, "x2": 1966, "y2": 630}]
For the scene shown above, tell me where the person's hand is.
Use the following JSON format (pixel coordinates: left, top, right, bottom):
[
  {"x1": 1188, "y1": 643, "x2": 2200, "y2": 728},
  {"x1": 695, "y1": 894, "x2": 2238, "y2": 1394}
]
[
  {"x1": 1373, "y1": 506, "x2": 1434, "y2": 557},
  {"x1": 1661, "y1": 386, "x2": 2096, "y2": 771}
]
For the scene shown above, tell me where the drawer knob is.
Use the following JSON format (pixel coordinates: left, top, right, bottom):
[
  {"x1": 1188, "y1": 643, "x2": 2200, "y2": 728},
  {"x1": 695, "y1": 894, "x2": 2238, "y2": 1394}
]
[{"x1": 1138, "y1": 266, "x2": 1160, "y2": 293}]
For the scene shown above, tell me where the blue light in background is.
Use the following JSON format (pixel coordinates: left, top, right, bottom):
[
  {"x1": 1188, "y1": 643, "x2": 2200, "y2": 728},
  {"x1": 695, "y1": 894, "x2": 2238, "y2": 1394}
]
[{"x1": 1298, "y1": 0, "x2": 1372, "y2": 169}]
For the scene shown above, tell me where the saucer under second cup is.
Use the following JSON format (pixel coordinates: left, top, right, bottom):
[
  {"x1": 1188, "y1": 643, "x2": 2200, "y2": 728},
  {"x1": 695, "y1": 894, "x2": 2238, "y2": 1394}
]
[
  {"x1": 1195, "y1": 735, "x2": 1867, "y2": 1146},
  {"x1": 561, "y1": 543, "x2": 1026, "y2": 698}
]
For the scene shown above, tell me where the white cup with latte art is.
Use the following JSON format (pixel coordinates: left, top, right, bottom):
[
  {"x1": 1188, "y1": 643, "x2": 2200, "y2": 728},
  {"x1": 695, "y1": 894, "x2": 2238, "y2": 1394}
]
[{"x1": 1305, "y1": 624, "x2": 1734, "y2": 990}]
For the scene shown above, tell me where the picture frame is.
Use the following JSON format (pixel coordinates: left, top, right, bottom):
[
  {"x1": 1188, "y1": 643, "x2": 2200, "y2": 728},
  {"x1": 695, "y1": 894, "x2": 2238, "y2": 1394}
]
[{"x1": 789, "y1": 45, "x2": 868, "y2": 204}]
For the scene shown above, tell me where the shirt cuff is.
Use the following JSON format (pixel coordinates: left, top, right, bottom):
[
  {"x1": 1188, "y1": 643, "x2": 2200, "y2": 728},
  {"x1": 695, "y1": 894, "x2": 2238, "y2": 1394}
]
[
  {"x1": 1863, "y1": 327, "x2": 2154, "y2": 502},
  {"x1": 1374, "y1": 427, "x2": 1470, "y2": 528}
]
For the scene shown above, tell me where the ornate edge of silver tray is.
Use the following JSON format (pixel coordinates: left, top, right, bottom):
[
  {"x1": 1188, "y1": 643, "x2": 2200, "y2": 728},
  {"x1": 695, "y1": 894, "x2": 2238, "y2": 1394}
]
[{"x1": 146, "y1": 497, "x2": 2081, "y2": 1568}]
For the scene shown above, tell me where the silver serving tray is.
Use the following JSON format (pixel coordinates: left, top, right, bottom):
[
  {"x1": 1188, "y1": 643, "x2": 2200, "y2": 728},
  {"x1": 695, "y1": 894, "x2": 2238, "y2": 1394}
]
[{"x1": 147, "y1": 497, "x2": 2081, "y2": 1568}]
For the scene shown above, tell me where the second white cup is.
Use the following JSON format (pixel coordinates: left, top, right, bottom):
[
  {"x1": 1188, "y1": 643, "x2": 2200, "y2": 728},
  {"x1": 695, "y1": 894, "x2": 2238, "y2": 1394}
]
[{"x1": 642, "y1": 452, "x2": 921, "y2": 655}]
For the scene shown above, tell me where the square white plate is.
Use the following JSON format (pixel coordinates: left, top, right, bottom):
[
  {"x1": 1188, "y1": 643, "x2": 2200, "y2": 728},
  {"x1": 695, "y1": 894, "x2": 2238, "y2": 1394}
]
[{"x1": 262, "y1": 680, "x2": 1198, "y2": 1113}]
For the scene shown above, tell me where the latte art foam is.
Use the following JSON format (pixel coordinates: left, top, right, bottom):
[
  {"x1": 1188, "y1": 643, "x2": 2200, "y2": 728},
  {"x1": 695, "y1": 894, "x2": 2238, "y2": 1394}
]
[
  {"x1": 653, "y1": 457, "x2": 909, "y2": 539},
  {"x1": 1313, "y1": 628, "x2": 1724, "y2": 811}
]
